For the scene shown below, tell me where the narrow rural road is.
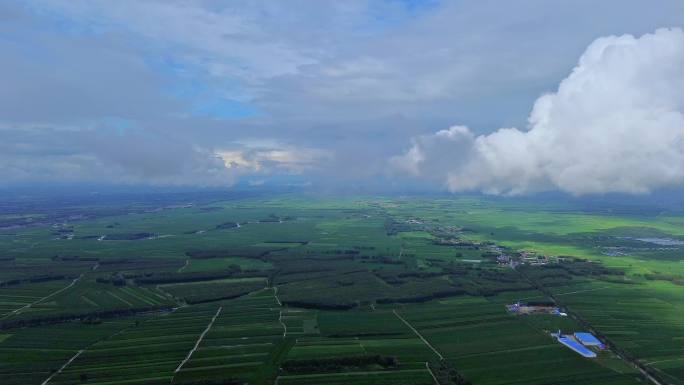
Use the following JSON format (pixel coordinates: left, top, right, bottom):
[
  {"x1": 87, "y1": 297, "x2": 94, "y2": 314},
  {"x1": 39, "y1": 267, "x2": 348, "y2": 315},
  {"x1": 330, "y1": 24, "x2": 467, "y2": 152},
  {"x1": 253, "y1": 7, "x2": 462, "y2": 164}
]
[
  {"x1": 273, "y1": 286, "x2": 282, "y2": 306},
  {"x1": 174, "y1": 306, "x2": 223, "y2": 373},
  {"x1": 393, "y1": 309, "x2": 443, "y2": 360},
  {"x1": 177, "y1": 259, "x2": 189, "y2": 273},
  {"x1": 273, "y1": 286, "x2": 286, "y2": 337},
  {"x1": 1, "y1": 273, "x2": 83, "y2": 320},
  {"x1": 425, "y1": 361, "x2": 440, "y2": 385},
  {"x1": 278, "y1": 310, "x2": 287, "y2": 338},
  {"x1": 41, "y1": 349, "x2": 84, "y2": 385}
]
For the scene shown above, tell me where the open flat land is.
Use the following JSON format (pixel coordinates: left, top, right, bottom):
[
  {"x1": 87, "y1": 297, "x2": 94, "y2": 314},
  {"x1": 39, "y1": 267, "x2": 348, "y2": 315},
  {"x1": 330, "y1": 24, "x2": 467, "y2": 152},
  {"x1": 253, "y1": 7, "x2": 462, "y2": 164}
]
[{"x1": 1, "y1": 193, "x2": 683, "y2": 384}]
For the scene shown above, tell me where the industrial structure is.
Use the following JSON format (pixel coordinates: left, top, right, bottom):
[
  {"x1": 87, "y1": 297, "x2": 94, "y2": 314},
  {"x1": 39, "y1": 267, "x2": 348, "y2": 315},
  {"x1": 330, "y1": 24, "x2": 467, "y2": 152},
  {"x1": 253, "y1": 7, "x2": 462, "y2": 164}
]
[{"x1": 551, "y1": 330, "x2": 603, "y2": 358}]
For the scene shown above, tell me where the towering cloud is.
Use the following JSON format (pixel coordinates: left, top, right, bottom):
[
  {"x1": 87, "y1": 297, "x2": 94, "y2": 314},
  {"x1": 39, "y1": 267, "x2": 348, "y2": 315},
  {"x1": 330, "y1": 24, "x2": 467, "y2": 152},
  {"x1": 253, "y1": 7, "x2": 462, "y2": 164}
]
[{"x1": 392, "y1": 28, "x2": 684, "y2": 195}]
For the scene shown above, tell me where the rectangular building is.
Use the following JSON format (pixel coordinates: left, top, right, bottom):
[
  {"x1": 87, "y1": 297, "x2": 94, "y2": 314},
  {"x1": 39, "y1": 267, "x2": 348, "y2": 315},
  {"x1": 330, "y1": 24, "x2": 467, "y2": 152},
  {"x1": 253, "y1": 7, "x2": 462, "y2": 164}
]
[{"x1": 575, "y1": 332, "x2": 601, "y2": 346}]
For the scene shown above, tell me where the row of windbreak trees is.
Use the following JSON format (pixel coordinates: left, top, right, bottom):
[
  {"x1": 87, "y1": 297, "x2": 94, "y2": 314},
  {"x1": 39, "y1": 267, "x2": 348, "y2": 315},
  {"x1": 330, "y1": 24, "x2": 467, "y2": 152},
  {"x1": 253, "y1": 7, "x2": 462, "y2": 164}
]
[
  {"x1": 0, "y1": 305, "x2": 173, "y2": 330},
  {"x1": 281, "y1": 355, "x2": 399, "y2": 374}
]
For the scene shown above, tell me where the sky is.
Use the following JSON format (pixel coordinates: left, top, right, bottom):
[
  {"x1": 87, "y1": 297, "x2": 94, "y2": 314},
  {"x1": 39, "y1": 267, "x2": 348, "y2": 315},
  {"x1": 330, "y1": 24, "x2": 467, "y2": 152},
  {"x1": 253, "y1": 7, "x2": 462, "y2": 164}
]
[{"x1": 2, "y1": 0, "x2": 684, "y2": 195}]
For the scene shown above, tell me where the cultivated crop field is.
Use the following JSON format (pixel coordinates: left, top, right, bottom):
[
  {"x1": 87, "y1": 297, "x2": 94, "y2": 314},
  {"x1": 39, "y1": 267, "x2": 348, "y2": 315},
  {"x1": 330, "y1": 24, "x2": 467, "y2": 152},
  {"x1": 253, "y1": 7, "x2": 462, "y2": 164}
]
[
  {"x1": 0, "y1": 192, "x2": 682, "y2": 384},
  {"x1": 397, "y1": 294, "x2": 641, "y2": 385},
  {"x1": 548, "y1": 280, "x2": 684, "y2": 384}
]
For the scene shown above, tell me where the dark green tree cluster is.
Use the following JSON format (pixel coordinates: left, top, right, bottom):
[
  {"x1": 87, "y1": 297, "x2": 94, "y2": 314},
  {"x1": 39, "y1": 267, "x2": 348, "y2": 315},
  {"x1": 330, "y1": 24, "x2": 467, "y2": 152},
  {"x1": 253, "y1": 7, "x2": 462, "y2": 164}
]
[{"x1": 281, "y1": 355, "x2": 398, "y2": 374}]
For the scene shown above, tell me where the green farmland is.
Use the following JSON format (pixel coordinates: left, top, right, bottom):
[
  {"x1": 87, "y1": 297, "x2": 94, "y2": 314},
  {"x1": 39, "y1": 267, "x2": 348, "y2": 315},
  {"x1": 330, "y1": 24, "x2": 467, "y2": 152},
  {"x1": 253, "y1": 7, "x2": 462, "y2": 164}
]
[{"x1": 1, "y1": 193, "x2": 683, "y2": 384}]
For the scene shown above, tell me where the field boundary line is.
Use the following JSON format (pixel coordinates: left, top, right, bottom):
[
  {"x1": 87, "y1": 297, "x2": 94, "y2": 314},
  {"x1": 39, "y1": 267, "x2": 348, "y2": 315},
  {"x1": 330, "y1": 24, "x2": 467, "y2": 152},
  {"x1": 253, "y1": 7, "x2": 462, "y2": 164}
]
[
  {"x1": 174, "y1": 306, "x2": 223, "y2": 373},
  {"x1": 120, "y1": 287, "x2": 157, "y2": 306},
  {"x1": 41, "y1": 349, "x2": 84, "y2": 385},
  {"x1": 2, "y1": 273, "x2": 83, "y2": 319},
  {"x1": 555, "y1": 286, "x2": 610, "y2": 296},
  {"x1": 108, "y1": 291, "x2": 133, "y2": 307},
  {"x1": 393, "y1": 309, "x2": 443, "y2": 360},
  {"x1": 80, "y1": 295, "x2": 99, "y2": 307},
  {"x1": 647, "y1": 356, "x2": 684, "y2": 365}
]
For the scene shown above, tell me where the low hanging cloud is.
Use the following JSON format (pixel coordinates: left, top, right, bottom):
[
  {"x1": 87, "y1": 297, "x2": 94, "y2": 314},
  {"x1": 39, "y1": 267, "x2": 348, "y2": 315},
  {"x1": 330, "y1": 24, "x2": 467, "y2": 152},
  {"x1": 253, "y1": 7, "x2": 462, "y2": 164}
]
[
  {"x1": 0, "y1": 126, "x2": 237, "y2": 186},
  {"x1": 217, "y1": 145, "x2": 332, "y2": 175},
  {"x1": 391, "y1": 28, "x2": 684, "y2": 195}
]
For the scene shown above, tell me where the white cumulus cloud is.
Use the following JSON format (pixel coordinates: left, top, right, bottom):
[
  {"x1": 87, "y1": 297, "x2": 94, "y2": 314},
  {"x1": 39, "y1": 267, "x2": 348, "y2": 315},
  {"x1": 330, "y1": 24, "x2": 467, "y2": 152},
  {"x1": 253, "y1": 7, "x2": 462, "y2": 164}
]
[{"x1": 391, "y1": 28, "x2": 684, "y2": 195}]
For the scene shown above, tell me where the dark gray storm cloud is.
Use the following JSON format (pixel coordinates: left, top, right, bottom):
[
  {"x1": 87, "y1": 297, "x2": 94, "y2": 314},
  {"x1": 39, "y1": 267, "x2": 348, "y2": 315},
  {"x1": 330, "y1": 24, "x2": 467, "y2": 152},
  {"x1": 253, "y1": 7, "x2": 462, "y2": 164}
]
[{"x1": 1, "y1": 0, "x2": 683, "y2": 191}]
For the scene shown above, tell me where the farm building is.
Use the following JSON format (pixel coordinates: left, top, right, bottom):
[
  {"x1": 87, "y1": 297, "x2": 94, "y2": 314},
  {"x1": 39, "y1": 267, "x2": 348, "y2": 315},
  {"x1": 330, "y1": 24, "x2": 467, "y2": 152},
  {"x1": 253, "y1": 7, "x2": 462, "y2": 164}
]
[
  {"x1": 575, "y1": 332, "x2": 602, "y2": 347},
  {"x1": 557, "y1": 336, "x2": 597, "y2": 358},
  {"x1": 506, "y1": 301, "x2": 561, "y2": 315}
]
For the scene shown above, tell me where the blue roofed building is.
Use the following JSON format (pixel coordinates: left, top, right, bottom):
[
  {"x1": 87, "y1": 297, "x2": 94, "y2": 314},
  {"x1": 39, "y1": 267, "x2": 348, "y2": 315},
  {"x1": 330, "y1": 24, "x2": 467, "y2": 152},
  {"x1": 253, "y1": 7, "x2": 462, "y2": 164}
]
[
  {"x1": 557, "y1": 336, "x2": 597, "y2": 358},
  {"x1": 574, "y1": 332, "x2": 602, "y2": 346}
]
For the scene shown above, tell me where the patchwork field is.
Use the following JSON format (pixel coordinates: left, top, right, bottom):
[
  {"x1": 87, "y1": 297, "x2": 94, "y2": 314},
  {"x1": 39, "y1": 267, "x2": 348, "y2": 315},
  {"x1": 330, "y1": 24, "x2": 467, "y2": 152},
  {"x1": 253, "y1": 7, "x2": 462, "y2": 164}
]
[
  {"x1": 0, "y1": 193, "x2": 683, "y2": 384},
  {"x1": 48, "y1": 304, "x2": 221, "y2": 385},
  {"x1": 397, "y1": 294, "x2": 642, "y2": 385},
  {"x1": 0, "y1": 319, "x2": 136, "y2": 385},
  {"x1": 172, "y1": 290, "x2": 286, "y2": 384},
  {"x1": 0, "y1": 279, "x2": 76, "y2": 318},
  {"x1": 548, "y1": 280, "x2": 684, "y2": 384}
]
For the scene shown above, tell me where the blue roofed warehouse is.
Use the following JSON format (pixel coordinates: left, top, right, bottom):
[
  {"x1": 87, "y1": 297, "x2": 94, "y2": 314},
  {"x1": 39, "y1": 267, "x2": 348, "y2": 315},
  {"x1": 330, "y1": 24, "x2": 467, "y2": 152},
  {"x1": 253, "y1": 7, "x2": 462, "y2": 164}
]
[
  {"x1": 575, "y1": 332, "x2": 602, "y2": 346},
  {"x1": 557, "y1": 336, "x2": 597, "y2": 358}
]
